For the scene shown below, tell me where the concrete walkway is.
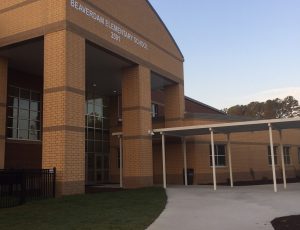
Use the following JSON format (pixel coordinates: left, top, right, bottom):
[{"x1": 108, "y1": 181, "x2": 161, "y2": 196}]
[{"x1": 148, "y1": 183, "x2": 300, "y2": 230}]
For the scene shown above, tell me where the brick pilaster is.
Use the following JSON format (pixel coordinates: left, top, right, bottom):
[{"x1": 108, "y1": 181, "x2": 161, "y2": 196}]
[
  {"x1": 164, "y1": 83, "x2": 185, "y2": 127},
  {"x1": 122, "y1": 65, "x2": 153, "y2": 187},
  {"x1": 0, "y1": 58, "x2": 7, "y2": 169},
  {"x1": 43, "y1": 30, "x2": 85, "y2": 195}
]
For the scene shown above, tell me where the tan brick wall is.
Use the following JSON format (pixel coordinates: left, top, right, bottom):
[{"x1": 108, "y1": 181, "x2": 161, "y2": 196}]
[
  {"x1": 42, "y1": 30, "x2": 85, "y2": 196},
  {"x1": 0, "y1": 58, "x2": 7, "y2": 169},
  {"x1": 122, "y1": 65, "x2": 153, "y2": 187},
  {"x1": 0, "y1": 0, "x2": 66, "y2": 43},
  {"x1": 164, "y1": 83, "x2": 185, "y2": 127},
  {"x1": 0, "y1": 0, "x2": 26, "y2": 11}
]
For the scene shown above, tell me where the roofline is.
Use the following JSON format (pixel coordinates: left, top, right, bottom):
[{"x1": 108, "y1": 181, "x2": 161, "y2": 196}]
[
  {"x1": 185, "y1": 96, "x2": 226, "y2": 114},
  {"x1": 145, "y1": 0, "x2": 185, "y2": 61},
  {"x1": 111, "y1": 117, "x2": 300, "y2": 136},
  {"x1": 154, "y1": 117, "x2": 300, "y2": 133}
]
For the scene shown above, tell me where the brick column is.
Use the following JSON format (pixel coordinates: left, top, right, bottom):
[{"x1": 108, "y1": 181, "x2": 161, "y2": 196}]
[
  {"x1": 43, "y1": 30, "x2": 85, "y2": 195},
  {"x1": 164, "y1": 83, "x2": 185, "y2": 127},
  {"x1": 122, "y1": 65, "x2": 153, "y2": 188},
  {"x1": 0, "y1": 58, "x2": 8, "y2": 169}
]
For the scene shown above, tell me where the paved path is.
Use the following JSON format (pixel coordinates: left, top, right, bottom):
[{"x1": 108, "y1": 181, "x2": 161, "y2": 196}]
[{"x1": 148, "y1": 183, "x2": 300, "y2": 230}]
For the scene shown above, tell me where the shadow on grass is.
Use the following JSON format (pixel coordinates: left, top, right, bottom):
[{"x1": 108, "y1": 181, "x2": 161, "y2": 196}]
[{"x1": 0, "y1": 187, "x2": 167, "y2": 230}]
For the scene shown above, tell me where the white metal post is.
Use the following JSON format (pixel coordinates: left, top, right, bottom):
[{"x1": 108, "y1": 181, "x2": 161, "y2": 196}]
[
  {"x1": 279, "y1": 130, "x2": 287, "y2": 189},
  {"x1": 268, "y1": 124, "x2": 277, "y2": 192},
  {"x1": 182, "y1": 137, "x2": 188, "y2": 186},
  {"x1": 119, "y1": 136, "x2": 123, "y2": 188},
  {"x1": 227, "y1": 134, "x2": 233, "y2": 187},
  {"x1": 210, "y1": 128, "x2": 217, "y2": 191},
  {"x1": 162, "y1": 133, "x2": 167, "y2": 189}
]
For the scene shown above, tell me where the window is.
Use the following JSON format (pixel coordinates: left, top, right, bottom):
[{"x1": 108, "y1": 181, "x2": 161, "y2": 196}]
[
  {"x1": 6, "y1": 86, "x2": 41, "y2": 140},
  {"x1": 283, "y1": 146, "x2": 291, "y2": 165},
  {"x1": 267, "y1": 146, "x2": 278, "y2": 165},
  {"x1": 151, "y1": 103, "x2": 158, "y2": 118},
  {"x1": 209, "y1": 144, "x2": 226, "y2": 167}
]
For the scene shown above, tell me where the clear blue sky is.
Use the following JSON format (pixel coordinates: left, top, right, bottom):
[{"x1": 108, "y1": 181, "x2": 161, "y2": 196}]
[{"x1": 149, "y1": 0, "x2": 300, "y2": 109}]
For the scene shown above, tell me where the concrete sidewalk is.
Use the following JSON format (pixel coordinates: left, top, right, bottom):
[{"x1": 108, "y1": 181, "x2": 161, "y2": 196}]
[{"x1": 148, "y1": 183, "x2": 300, "y2": 230}]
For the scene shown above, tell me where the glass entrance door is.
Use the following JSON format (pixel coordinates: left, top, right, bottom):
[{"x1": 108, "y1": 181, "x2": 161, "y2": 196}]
[{"x1": 85, "y1": 98, "x2": 109, "y2": 185}]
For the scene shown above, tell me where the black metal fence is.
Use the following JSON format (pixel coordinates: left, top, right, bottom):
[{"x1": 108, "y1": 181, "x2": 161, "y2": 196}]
[{"x1": 0, "y1": 168, "x2": 56, "y2": 208}]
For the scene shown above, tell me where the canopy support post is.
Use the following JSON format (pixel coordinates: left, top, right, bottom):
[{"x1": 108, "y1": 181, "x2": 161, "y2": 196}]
[
  {"x1": 268, "y1": 123, "x2": 277, "y2": 192},
  {"x1": 182, "y1": 137, "x2": 188, "y2": 186},
  {"x1": 227, "y1": 134, "x2": 233, "y2": 187},
  {"x1": 279, "y1": 130, "x2": 287, "y2": 189},
  {"x1": 210, "y1": 128, "x2": 217, "y2": 191},
  {"x1": 118, "y1": 135, "x2": 123, "y2": 188},
  {"x1": 162, "y1": 133, "x2": 167, "y2": 189}
]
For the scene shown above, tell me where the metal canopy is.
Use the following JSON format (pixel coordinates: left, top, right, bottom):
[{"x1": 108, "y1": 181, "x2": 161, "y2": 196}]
[{"x1": 154, "y1": 117, "x2": 300, "y2": 137}]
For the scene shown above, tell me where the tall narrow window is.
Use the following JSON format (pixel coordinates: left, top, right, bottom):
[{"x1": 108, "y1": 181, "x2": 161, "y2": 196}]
[
  {"x1": 209, "y1": 144, "x2": 226, "y2": 167},
  {"x1": 151, "y1": 103, "x2": 158, "y2": 118},
  {"x1": 283, "y1": 146, "x2": 291, "y2": 165},
  {"x1": 6, "y1": 86, "x2": 41, "y2": 140},
  {"x1": 267, "y1": 146, "x2": 278, "y2": 165}
]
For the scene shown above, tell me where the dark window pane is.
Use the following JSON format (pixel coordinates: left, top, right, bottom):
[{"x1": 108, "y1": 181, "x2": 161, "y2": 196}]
[
  {"x1": 218, "y1": 156, "x2": 226, "y2": 166},
  {"x1": 87, "y1": 116, "x2": 94, "y2": 128},
  {"x1": 94, "y1": 105, "x2": 102, "y2": 116},
  {"x1": 95, "y1": 117, "x2": 102, "y2": 129},
  {"x1": 9, "y1": 86, "x2": 19, "y2": 97},
  {"x1": 20, "y1": 89, "x2": 30, "y2": 99},
  {"x1": 88, "y1": 154, "x2": 94, "y2": 169},
  {"x1": 103, "y1": 119, "x2": 109, "y2": 130},
  {"x1": 103, "y1": 106, "x2": 109, "y2": 117},
  {"x1": 96, "y1": 155, "x2": 102, "y2": 169},
  {"x1": 8, "y1": 97, "x2": 18, "y2": 108},
  {"x1": 30, "y1": 101, "x2": 40, "y2": 111},
  {"x1": 103, "y1": 142, "x2": 109, "y2": 153},
  {"x1": 7, "y1": 118, "x2": 18, "y2": 128},
  {"x1": 95, "y1": 141, "x2": 102, "y2": 153},
  {"x1": 88, "y1": 141, "x2": 94, "y2": 152},
  {"x1": 87, "y1": 104, "x2": 93, "y2": 114},
  {"x1": 19, "y1": 99, "x2": 29, "y2": 109},
  {"x1": 7, "y1": 107, "x2": 18, "y2": 118},
  {"x1": 30, "y1": 111, "x2": 40, "y2": 121},
  {"x1": 94, "y1": 98, "x2": 103, "y2": 106},
  {"x1": 18, "y1": 130, "x2": 28, "y2": 139},
  {"x1": 19, "y1": 109, "x2": 29, "y2": 119},
  {"x1": 6, "y1": 128, "x2": 17, "y2": 138},
  {"x1": 95, "y1": 129, "x2": 101, "y2": 140},
  {"x1": 29, "y1": 130, "x2": 39, "y2": 140},
  {"x1": 19, "y1": 120, "x2": 29, "y2": 129},
  {"x1": 31, "y1": 91, "x2": 40, "y2": 101},
  {"x1": 103, "y1": 131, "x2": 109, "y2": 141},
  {"x1": 29, "y1": 121, "x2": 40, "y2": 130},
  {"x1": 87, "y1": 129, "x2": 94, "y2": 140}
]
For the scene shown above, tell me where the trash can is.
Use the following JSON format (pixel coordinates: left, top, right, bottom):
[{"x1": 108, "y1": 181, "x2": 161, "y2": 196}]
[{"x1": 183, "y1": 168, "x2": 194, "y2": 185}]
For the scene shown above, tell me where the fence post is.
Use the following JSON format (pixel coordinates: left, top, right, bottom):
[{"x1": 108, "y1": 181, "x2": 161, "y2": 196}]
[
  {"x1": 53, "y1": 167, "x2": 56, "y2": 198},
  {"x1": 20, "y1": 170, "x2": 26, "y2": 205}
]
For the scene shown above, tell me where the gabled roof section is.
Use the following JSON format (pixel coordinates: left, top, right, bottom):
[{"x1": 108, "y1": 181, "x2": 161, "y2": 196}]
[
  {"x1": 145, "y1": 0, "x2": 184, "y2": 60},
  {"x1": 86, "y1": 0, "x2": 184, "y2": 61},
  {"x1": 185, "y1": 96, "x2": 226, "y2": 115}
]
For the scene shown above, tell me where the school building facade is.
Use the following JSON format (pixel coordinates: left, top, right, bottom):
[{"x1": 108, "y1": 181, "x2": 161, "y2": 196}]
[{"x1": 0, "y1": 0, "x2": 299, "y2": 195}]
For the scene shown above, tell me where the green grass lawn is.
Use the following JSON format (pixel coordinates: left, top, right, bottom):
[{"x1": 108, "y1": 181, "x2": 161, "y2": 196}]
[{"x1": 0, "y1": 187, "x2": 167, "y2": 230}]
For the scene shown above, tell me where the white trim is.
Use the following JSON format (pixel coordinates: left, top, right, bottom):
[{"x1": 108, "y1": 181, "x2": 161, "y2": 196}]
[{"x1": 154, "y1": 117, "x2": 300, "y2": 134}]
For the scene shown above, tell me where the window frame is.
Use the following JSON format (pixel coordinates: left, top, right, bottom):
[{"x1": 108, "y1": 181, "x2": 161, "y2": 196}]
[
  {"x1": 6, "y1": 85, "x2": 41, "y2": 141},
  {"x1": 209, "y1": 144, "x2": 226, "y2": 167},
  {"x1": 267, "y1": 146, "x2": 278, "y2": 165},
  {"x1": 283, "y1": 146, "x2": 291, "y2": 165}
]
